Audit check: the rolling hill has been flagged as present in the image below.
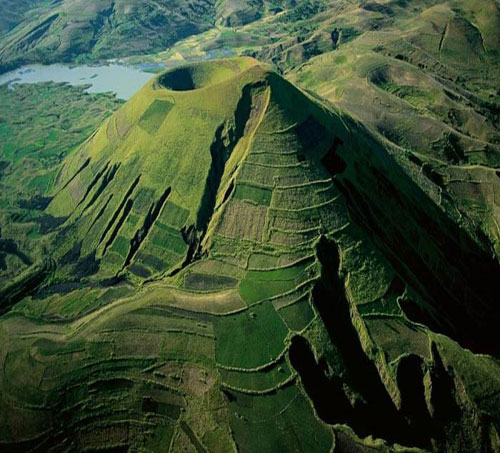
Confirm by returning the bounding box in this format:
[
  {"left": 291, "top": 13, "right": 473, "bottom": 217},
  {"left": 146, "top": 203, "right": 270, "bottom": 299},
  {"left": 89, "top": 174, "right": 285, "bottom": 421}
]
[
  {"left": 0, "top": 0, "right": 41, "bottom": 37},
  {"left": 0, "top": 0, "right": 216, "bottom": 71},
  {"left": 0, "top": 0, "right": 299, "bottom": 71},
  {"left": 0, "top": 57, "right": 498, "bottom": 452}
]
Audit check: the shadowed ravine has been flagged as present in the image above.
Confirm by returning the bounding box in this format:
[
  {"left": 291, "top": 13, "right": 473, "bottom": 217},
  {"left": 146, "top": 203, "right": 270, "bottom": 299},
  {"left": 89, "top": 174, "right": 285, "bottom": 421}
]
[{"left": 290, "top": 236, "right": 427, "bottom": 447}]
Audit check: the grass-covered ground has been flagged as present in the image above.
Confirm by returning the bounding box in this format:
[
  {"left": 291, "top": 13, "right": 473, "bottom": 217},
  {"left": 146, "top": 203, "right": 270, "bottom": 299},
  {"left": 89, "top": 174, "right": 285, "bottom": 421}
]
[
  {"left": 0, "top": 57, "right": 498, "bottom": 451},
  {"left": 0, "top": 1, "right": 499, "bottom": 450},
  {"left": 0, "top": 0, "right": 216, "bottom": 71},
  {"left": 0, "top": 82, "right": 122, "bottom": 287}
]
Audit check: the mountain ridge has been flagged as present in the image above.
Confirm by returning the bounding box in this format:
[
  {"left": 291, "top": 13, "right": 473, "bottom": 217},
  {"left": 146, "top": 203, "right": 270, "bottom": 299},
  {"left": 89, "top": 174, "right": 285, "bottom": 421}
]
[{"left": 0, "top": 57, "right": 498, "bottom": 451}]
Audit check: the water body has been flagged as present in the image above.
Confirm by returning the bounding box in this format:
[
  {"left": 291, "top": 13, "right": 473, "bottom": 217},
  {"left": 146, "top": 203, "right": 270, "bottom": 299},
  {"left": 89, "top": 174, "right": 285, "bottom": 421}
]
[{"left": 0, "top": 64, "right": 157, "bottom": 100}]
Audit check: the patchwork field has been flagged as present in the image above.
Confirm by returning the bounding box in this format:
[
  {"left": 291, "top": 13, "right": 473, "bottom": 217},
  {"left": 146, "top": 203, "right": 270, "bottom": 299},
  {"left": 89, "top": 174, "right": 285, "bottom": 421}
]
[{"left": 1, "top": 0, "right": 500, "bottom": 446}]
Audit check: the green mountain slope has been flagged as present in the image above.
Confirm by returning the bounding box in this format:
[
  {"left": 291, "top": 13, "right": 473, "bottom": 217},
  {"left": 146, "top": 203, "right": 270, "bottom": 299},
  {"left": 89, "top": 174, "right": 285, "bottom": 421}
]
[
  {"left": 0, "top": 0, "right": 216, "bottom": 70},
  {"left": 289, "top": 0, "right": 500, "bottom": 260},
  {"left": 0, "top": 0, "right": 299, "bottom": 71},
  {"left": 0, "top": 58, "right": 498, "bottom": 452},
  {"left": 0, "top": 0, "right": 42, "bottom": 37}
]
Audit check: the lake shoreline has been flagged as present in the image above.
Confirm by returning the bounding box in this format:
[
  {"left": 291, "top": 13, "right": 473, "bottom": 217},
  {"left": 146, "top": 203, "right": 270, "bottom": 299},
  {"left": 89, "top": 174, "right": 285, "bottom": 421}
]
[{"left": 0, "top": 63, "right": 159, "bottom": 100}]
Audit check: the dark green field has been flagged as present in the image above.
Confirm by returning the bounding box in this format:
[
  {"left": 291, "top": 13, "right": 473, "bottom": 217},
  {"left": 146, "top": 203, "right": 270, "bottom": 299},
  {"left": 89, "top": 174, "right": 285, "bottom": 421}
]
[{"left": 0, "top": 1, "right": 499, "bottom": 452}]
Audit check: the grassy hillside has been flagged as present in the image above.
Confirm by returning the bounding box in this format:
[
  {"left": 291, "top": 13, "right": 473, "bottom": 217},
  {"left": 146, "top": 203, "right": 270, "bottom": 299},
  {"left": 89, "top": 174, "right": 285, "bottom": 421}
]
[
  {"left": 0, "top": 0, "right": 300, "bottom": 71},
  {"left": 0, "top": 58, "right": 498, "bottom": 452},
  {"left": 288, "top": 0, "right": 500, "bottom": 259},
  {"left": 0, "top": 82, "right": 122, "bottom": 291},
  {"left": 0, "top": 1, "right": 499, "bottom": 451},
  {"left": 0, "top": 0, "right": 43, "bottom": 37},
  {"left": 0, "top": 0, "right": 216, "bottom": 71}
]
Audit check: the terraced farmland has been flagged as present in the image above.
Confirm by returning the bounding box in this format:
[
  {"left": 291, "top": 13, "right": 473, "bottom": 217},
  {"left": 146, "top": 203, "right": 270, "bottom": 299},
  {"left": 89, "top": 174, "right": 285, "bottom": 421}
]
[{"left": 0, "top": 57, "right": 499, "bottom": 452}]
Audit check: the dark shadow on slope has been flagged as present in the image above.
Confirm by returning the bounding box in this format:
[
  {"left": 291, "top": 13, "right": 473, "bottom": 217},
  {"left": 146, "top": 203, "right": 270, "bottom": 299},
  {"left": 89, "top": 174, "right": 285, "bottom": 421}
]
[
  {"left": 123, "top": 187, "right": 171, "bottom": 268},
  {"left": 174, "top": 82, "right": 264, "bottom": 273},
  {"left": 195, "top": 81, "right": 257, "bottom": 233},
  {"left": 0, "top": 238, "right": 32, "bottom": 267},
  {"left": 98, "top": 174, "right": 141, "bottom": 248},
  {"left": 75, "top": 161, "right": 110, "bottom": 210},
  {"left": 397, "top": 354, "right": 434, "bottom": 441},
  {"left": 0, "top": 260, "right": 52, "bottom": 315},
  {"left": 289, "top": 335, "right": 354, "bottom": 423},
  {"left": 18, "top": 195, "right": 52, "bottom": 211},
  {"left": 16, "top": 14, "right": 59, "bottom": 51},
  {"left": 336, "top": 168, "right": 500, "bottom": 357},
  {"left": 296, "top": 236, "right": 423, "bottom": 446},
  {"left": 323, "top": 120, "right": 500, "bottom": 357},
  {"left": 428, "top": 342, "right": 461, "bottom": 426},
  {"left": 103, "top": 199, "right": 133, "bottom": 256},
  {"left": 87, "top": 194, "right": 113, "bottom": 234},
  {"left": 321, "top": 137, "right": 346, "bottom": 175},
  {"left": 73, "top": 250, "right": 100, "bottom": 279},
  {"left": 81, "top": 163, "right": 120, "bottom": 214},
  {"left": 56, "top": 158, "right": 90, "bottom": 193},
  {"left": 195, "top": 124, "right": 232, "bottom": 232}
]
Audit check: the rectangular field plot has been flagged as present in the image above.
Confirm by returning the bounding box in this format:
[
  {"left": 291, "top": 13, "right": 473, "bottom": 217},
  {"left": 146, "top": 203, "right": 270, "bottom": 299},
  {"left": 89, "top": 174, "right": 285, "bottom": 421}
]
[
  {"left": 239, "top": 259, "right": 314, "bottom": 304},
  {"left": 138, "top": 99, "right": 174, "bottom": 135},
  {"left": 150, "top": 225, "right": 187, "bottom": 255},
  {"left": 110, "top": 235, "right": 130, "bottom": 258},
  {"left": 184, "top": 272, "right": 238, "bottom": 291},
  {"left": 213, "top": 302, "right": 288, "bottom": 369},
  {"left": 271, "top": 184, "right": 338, "bottom": 210},
  {"left": 114, "top": 210, "right": 142, "bottom": 237},
  {"left": 186, "top": 259, "right": 245, "bottom": 279},
  {"left": 269, "top": 228, "right": 320, "bottom": 247},
  {"left": 233, "top": 183, "right": 272, "bottom": 206},
  {"left": 158, "top": 200, "right": 190, "bottom": 229},
  {"left": 277, "top": 296, "right": 315, "bottom": 332},
  {"left": 134, "top": 251, "right": 168, "bottom": 273},
  {"left": 128, "top": 262, "right": 152, "bottom": 278},
  {"left": 217, "top": 200, "right": 267, "bottom": 242},
  {"left": 133, "top": 187, "right": 156, "bottom": 214}
]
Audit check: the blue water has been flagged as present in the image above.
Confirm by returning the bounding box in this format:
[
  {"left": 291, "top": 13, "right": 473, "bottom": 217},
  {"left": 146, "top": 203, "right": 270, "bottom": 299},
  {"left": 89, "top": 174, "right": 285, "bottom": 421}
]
[{"left": 0, "top": 64, "right": 156, "bottom": 99}]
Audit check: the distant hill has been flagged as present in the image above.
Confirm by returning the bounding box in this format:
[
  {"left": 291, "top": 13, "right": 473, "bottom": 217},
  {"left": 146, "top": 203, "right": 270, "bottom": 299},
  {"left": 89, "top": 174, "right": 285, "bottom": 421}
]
[
  {"left": 0, "top": 57, "right": 498, "bottom": 452},
  {"left": 0, "top": 0, "right": 215, "bottom": 70},
  {"left": 0, "top": 0, "right": 298, "bottom": 71},
  {"left": 0, "top": 0, "right": 41, "bottom": 37}
]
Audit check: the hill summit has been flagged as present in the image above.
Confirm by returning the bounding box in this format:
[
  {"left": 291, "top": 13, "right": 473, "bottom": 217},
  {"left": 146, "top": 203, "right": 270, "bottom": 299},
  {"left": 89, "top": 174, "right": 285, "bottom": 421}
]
[
  {"left": 1, "top": 58, "right": 499, "bottom": 452},
  {"left": 47, "top": 57, "right": 355, "bottom": 282}
]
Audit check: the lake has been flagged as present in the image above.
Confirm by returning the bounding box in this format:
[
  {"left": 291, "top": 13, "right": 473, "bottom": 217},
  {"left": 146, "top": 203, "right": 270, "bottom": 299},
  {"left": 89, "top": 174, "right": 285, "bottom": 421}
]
[{"left": 0, "top": 63, "right": 159, "bottom": 100}]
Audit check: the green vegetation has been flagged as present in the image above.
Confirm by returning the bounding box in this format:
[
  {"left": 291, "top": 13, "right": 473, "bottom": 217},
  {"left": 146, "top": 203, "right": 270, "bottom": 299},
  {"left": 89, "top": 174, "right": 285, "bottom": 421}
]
[
  {"left": 0, "top": 0, "right": 216, "bottom": 71},
  {"left": 239, "top": 259, "right": 315, "bottom": 304},
  {"left": 0, "top": 0, "right": 41, "bottom": 37},
  {"left": 219, "top": 356, "right": 293, "bottom": 392},
  {"left": 214, "top": 301, "right": 289, "bottom": 369},
  {"left": 277, "top": 295, "right": 315, "bottom": 332},
  {"left": 226, "top": 384, "right": 334, "bottom": 452},
  {"left": 0, "top": 82, "right": 122, "bottom": 284},
  {"left": 0, "top": 1, "right": 499, "bottom": 444},
  {"left": 233, "top": 182, "right": 272, "bottom": 206}
]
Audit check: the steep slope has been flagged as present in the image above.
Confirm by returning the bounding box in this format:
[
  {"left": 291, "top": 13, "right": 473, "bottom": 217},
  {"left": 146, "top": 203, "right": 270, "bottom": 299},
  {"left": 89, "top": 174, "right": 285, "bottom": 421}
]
[
  {"left": 289, "top": 0, "right": 500, "bottom": 259},
  {"left": 0, "top": 0, "right": 41, "bottom": 37},
  {"left": 0, "top": 0, "right": 300, "bottom": 71},
  {"left": 0, "top": 58, "right": 499, "bottom": 452},
  {"left": 215, "top": 0, "right": 297, "bottom": 27},
  {"left": 0, "top": 0, "right": 216, "bottom": 71}
]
